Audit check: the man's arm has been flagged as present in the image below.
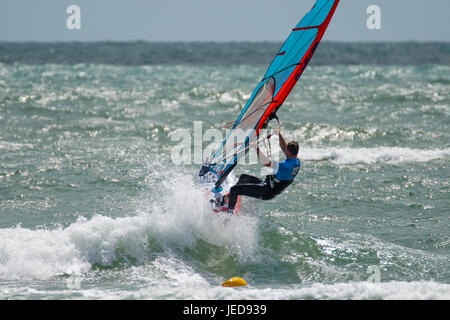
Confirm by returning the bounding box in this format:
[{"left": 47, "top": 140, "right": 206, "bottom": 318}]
[
  {"left": 251, "top": 142, "right": 272, "bottom": 168},
  {"left": 274, "top": 128, "right": 289, "bottom": 157}
]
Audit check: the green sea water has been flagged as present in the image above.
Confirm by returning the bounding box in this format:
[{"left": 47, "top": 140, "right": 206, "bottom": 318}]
[{"left": 0, "top": 55, "right": 449, "bottom": 299}]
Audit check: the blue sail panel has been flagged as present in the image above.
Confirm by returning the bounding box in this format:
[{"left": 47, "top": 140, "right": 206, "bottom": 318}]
[
  {"left": 263, "top": 0, "right": 337, "bottom": 95},
  {"left": 264, "top": 28, "right": 317, "bottom": 83}
]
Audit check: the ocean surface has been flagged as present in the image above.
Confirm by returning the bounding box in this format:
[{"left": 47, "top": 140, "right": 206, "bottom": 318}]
[{"left": 0, "top": 42, "right": 449, "bottom": 300}]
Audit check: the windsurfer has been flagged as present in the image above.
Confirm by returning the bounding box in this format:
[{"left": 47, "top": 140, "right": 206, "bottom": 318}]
[{"left": 217, "top": 128, "right": 301, "bottom": 214}]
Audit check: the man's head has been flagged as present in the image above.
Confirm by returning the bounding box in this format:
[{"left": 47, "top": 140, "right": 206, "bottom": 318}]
[{"left": 286, "top": 141, "right": 299, "bottom": 157}]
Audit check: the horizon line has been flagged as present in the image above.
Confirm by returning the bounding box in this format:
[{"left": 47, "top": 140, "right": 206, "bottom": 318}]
[{"left": 1, "top": 40, "right": 449, "bottom": 44}]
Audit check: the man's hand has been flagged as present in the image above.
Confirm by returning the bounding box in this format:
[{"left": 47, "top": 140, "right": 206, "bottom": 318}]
[{"left": 276, "top": 128, "right": 289, "bottom": 157}]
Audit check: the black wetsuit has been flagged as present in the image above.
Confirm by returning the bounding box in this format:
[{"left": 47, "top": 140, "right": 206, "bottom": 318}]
[{"left": 228, "top": 158, "right": 301, "bottom": 211}]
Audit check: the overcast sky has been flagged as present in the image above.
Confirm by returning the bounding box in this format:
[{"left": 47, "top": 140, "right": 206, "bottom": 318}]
[{"left": 1, "top": 0, "right": 449, "bottom": 42}]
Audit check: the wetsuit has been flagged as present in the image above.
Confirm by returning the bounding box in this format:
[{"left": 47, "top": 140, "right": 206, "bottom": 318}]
[{"left": 228, "top": 157, "right": 301, "bottom": 211}]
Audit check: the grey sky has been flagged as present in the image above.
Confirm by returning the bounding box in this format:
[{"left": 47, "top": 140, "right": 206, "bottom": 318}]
[{"left": 1, "top": 0, "right": 449, "bottom": 42}]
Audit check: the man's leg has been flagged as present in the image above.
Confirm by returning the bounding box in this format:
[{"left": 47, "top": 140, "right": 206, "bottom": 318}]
[
  {"left": 228, "top": 182, "right": 270, "bottom": 211},
  {"left": 224, "top": 174, "right": 263, "bottom": 209},
  {"left": 236, "top": 174, "right": 263, "bottom": 185}
]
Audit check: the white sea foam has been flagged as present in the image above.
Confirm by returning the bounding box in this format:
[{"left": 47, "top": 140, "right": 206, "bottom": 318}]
[
  {"left": 2, "top": 277, "right": 449, "bottom": 300},
  {"left": 12, "top": 280, "right": 447, "bottom": 300},
  {"left": 0, "top": 141, "right": 34, "bottom": 151},
  {"left": 0, "top": 173, "right": 259, "bottom": 281},
  {"left": 300, "top": 146, "right": 450, "bottom": 165},
  {"left": 209, "top": 281, "right": 450, "bottom": 300},
  {"left": 0, "top": 226, "right": 90, "bottom": 280}
]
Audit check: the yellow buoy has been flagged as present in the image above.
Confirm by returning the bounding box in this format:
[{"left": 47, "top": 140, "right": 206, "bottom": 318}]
[{"left": 222, "top": 277, "right": 247, "bottom": 287}]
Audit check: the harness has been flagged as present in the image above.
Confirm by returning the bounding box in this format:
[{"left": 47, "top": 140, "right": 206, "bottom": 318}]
[{"left": 267, "top": 174, "right": 292, "bottom": 191}]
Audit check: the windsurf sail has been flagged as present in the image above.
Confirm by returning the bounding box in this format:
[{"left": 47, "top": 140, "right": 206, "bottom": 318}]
[{"left": 202, "top": 0, "right": 340, "bottom": 191}]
